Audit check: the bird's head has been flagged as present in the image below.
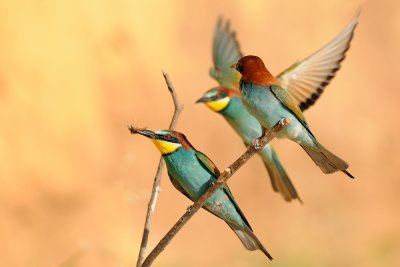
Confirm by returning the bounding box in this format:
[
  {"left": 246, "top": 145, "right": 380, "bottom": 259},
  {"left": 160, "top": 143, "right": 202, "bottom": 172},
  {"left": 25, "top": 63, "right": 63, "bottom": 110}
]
[
  {"left": 232, "top": 55, "right": 278, "bottom": 85},
  {"left": 195, "top": 87, "right": 240, "bottom": 112},
  {"left": 129, "top": 127, "right": 193, "bottom": 155}
]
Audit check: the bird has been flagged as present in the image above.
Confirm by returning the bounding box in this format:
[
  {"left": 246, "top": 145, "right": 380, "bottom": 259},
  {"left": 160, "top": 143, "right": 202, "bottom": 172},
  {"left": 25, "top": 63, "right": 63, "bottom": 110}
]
[
  {"left": 130, "top": 127, "right": 273, "bottom": 260},
  {"left": 234, "top": 55, "right": 354, "bottom": 178},
  {"left": 197, "top": 15, "right": 358, "bottom": 201},
  {"left": 196, "top": 88, "right": 300, "bottom": 202}
]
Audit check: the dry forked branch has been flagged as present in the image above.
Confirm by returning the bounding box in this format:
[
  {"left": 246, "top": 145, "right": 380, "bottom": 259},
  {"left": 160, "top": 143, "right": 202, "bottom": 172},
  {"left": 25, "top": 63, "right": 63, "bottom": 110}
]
[
  {"left": 141, "top": 117, "right": 292, "bottom": 267},
  {"left": 136, "top": 71, "right": 183, "bottom": 267}
]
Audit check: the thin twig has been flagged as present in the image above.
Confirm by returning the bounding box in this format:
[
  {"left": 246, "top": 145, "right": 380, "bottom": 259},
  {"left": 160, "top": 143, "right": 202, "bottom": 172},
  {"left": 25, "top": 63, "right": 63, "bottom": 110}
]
[
  {"left": 141, "top": 117, "right": 292, "bottom": 267},
  {"left": 136, "top": 71, "right": 183, "bottom": 267}
]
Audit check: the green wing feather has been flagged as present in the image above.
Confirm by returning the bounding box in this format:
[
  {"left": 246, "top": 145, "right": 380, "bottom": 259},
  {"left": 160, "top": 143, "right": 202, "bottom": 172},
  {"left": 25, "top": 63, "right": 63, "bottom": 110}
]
[
  {"left": 209, "top": 17, "right": 243, "bottom": 90},
  {"left": 194, "top": 150, "right": 221, "bottom": 177},
  {"left": 222, "top": 185, "right": 253, "bottom": 230},
  {"left": 194, "top": 150, "right": 252, "bottom": 229},
  {"left": 276, "top": 13, "right": 359, "bottom": 111},
  {"left": 270, "top": 84, "right": 313, "bottom": 135}
]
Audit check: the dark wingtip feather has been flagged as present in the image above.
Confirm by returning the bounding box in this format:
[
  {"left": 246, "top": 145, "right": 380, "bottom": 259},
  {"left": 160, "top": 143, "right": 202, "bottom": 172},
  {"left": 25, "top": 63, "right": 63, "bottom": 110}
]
[{"left": 299, "top": 15, "right": 359, "bottom": 111}]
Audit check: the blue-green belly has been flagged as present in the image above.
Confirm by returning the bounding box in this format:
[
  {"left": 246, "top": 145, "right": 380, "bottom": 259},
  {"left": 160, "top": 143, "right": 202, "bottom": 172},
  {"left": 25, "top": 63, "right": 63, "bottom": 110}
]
[{"left": 241, "top": 82, "right": 314, "bottom": 146}]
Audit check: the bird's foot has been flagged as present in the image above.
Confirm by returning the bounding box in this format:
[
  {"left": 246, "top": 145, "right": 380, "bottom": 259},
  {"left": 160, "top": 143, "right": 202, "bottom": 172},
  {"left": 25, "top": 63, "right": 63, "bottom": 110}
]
[
  {"left": 209, "top": 181, "right": 215, "bottom": 187},
  {"left": 187, "top": 205, "right": 192, "bottom": 213},
  {"left": 279, "top": 117, "right": 292, "bottom": 127},
  {"left": 252, "top": 138, "right": 261, "bottom": 150}
]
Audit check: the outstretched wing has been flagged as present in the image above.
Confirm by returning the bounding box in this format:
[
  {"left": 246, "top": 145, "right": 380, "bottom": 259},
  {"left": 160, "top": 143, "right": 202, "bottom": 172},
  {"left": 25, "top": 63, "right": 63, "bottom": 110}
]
[
  {"left": 209, "top": 17, "right": 243, "bottom": 90},
  {"left": 276, "top": 13, "right": 359, "bottom": 111}
]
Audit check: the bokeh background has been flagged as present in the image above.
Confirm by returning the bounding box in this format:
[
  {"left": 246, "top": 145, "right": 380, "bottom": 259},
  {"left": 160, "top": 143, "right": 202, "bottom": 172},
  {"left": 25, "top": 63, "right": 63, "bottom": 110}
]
[{"left": 1, "top": 0, "right": 399, "bottom": 266}]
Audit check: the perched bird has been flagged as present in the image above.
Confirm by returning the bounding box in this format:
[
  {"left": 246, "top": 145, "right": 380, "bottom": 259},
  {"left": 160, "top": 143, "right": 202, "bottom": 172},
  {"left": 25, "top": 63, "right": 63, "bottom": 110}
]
[
  {"left": 234, "top": 55, "right": 354, "bottom": 177},
  {"left": 130, "top": 127, "right": 273, "bottom": 260},
  {"left": 197, "top": 15, "right": 358, "bottom": 201}
]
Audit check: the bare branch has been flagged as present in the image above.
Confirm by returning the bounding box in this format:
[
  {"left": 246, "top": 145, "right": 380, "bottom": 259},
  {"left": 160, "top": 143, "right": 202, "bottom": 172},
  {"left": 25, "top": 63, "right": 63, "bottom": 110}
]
[
  {"left": 136, "top": 72, "right": 184, "bottom": 267},
  {"left": 162, "top": 71, "right": 184, "bottom": 130},
  {"left": 141, "top": 117, "right": 292, "bottom": 267}
]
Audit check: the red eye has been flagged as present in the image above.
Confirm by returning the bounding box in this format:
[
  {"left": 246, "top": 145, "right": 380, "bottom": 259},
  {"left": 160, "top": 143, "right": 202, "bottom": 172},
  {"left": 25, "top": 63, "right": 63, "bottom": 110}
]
[{"left": 165, "top": 134, "right": 171, "bottom": 139}]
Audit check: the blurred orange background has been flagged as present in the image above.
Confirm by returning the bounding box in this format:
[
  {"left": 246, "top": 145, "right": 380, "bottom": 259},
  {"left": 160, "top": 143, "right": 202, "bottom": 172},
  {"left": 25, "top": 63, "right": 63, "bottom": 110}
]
[{"left": 1, "top": 0, "right": 399, "bottom": 266}]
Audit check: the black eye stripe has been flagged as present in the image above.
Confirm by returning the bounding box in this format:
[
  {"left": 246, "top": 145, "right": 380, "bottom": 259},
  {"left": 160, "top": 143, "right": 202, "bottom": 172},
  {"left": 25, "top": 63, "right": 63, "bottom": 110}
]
[
  {"left": 158, "top": 134, "right": 179, "bottom": 143},
  {"left": 210, "top": 92, "right": 228, "bottom": 101}
]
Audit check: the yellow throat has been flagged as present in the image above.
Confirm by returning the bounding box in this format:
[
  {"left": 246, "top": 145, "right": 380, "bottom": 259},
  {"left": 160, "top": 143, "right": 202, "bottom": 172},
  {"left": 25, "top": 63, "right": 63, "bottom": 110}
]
[
  {"left": 205, "top": 97, "right": 230, "bottom": 112},
  {"left": 151, "top": 139, "right": 181, "bottom": 154}
]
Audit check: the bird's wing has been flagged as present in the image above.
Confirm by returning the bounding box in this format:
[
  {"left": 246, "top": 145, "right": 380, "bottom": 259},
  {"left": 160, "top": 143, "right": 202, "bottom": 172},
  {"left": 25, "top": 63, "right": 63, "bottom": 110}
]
[
  {"left": 276, "top": 13, "right": 359, "bottom": 111},
  {"left": 270, "top": 84, "right": 312, "bottom": 135},
  {"left": 194, "top": 150, "right": 221, "bottom": 177},
  {"left": 209, "top": 17, "right": 243, "bottom": 90},
  {"left": 222, "top": 184, "right": 253, "bottom": 230},
  {"left": 194, "top": 150, "right": 252, "bottom": 229},
  {"left": 168, "top": 173, "right": 193, "bottom": 200}
]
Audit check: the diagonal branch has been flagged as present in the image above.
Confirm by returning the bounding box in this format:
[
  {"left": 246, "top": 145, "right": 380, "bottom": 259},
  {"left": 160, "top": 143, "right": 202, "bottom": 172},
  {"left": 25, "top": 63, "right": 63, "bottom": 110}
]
[
  {"left": 136, "top": 71, "right": 183, "bottom": 267},
  {"left": 141, "top": 117, "right": 292, "bottom": 267}
]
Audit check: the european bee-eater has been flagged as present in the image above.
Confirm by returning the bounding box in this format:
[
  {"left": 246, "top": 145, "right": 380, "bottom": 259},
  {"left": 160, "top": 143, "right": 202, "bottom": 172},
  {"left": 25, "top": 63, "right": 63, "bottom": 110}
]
[
  {"left": 197, "top": 15, "right": 358, "bottom": 201},
  {"left": 131, "top": 128, "right": 272, "bottom": 260},
  {"left": 197, "top": 88, "right": 300, "bottom": 202},
  {"left": 234, "top": 55, "right": 354, "bottom": 177}
]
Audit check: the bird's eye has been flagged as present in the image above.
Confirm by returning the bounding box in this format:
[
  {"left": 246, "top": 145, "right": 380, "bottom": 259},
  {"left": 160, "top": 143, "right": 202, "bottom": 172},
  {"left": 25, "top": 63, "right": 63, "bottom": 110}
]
[
  {"left": 164, "top": 134, "right": 171, "bottom": 140},
  {"left": 211, "top": 93, "right": 227, "bottom": 101}
]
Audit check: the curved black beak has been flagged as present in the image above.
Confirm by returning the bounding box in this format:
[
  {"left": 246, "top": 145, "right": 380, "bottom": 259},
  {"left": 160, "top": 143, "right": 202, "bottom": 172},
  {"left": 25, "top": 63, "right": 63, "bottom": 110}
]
[
  {"left": 129, "top": 126, "right": 158, "bottom": 140},
  {"left": 139, "top": 129, "right": 158, "bottom": 139},
  {"left": 195, "top": 96, "right": 211, "bottom": 104}
]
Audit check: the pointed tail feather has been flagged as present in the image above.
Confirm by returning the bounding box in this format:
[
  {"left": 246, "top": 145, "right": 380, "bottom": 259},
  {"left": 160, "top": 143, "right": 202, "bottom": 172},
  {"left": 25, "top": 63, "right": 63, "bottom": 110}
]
[
  {"left": 343, "top": 169, "right": 354, "bottom": 178},
  {"left": 228, "top": 224, "right": 273, "bottom": 260},
  {"left": 300, "top": 139, "right": 354, "bottom": 178},
  {"left": 259, "top": 146, "right": 302, "bottom": 203}
]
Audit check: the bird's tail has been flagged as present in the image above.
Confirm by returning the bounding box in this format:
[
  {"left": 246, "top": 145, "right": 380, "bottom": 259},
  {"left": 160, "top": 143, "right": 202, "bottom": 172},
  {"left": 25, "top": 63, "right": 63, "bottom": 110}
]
[
  {"left": 259, "top": 145, "right": 302, "bottom": 203},
  {"left": 228, "top": 223, "right": 273, "bottom": 260},
  {"left": 300, "top": 138, "right": 354, "bottom": 178}
]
